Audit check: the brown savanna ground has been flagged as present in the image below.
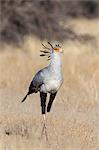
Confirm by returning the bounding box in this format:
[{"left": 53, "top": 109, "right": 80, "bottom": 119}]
[{"left": 0, "top": 19, "right": 99, "bottom": 150}]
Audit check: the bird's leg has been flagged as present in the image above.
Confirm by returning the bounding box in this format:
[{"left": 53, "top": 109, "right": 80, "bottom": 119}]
[
  {"left": 41, "top": 114, "right": 46, "bottom": 135},
  {"left": 41, "top": 114, "right": 48, "bottom": 141},
  {"left": 40, "top": 92, "right": 48, "bottom": 141}
]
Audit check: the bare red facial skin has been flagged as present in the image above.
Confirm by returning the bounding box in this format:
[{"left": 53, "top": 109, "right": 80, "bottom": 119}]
[{"left": 54, "top": 47, "right": 60, "bottom": 52}]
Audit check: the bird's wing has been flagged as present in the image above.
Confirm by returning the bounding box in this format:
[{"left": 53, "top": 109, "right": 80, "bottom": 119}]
[{"left": 32, "top": 69, "right": 44, "bottom": 88}]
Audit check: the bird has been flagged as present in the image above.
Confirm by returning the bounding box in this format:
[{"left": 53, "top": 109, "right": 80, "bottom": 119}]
[{"left": 21, "top": 42, "right": 63, "bottom": 140}]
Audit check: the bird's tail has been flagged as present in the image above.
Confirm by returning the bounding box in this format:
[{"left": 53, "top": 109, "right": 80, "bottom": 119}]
[
  {"left": 21, "top": 84, "right": 37, "bottom": 103},
  {"left": 21, "top": 94, "right": 28, "bottom": 103}
]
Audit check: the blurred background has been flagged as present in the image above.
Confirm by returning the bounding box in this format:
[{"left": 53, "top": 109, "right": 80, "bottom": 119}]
[
  {"left": 0, "top": 0, "right": 99, "bottom": 43},
  {"left": 0, "top": 0, "right": 99, "bottom": 150}
]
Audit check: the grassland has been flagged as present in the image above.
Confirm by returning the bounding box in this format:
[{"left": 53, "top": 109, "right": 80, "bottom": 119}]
[{"left": 0, "top": 18, "right": 99, "bottom": 150}]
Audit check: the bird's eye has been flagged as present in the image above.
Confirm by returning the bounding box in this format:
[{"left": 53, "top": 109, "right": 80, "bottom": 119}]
[
  {"left": 58, "top": 44, "right": 59, "bottom": 46},
  {"left": 56, "top": 44, "right": 57, "bottom": 47}
]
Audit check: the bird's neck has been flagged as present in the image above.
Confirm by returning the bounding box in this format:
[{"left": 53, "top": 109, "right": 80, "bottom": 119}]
[{"left": 49, "top": 52, "right": 62, "bottom": 73}]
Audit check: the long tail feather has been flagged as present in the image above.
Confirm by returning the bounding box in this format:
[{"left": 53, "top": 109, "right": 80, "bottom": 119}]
[{"left": 21, "top": 94, "right": 28, "bottom": 103}]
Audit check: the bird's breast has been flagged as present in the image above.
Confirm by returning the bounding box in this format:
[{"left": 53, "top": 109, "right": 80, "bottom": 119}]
[{"left": 45, "top": 77, "right": 63, "bottom": 93}]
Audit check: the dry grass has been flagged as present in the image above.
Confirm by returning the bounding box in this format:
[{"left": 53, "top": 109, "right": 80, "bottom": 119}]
[{"left": 0, "top": 19, "right": 99, "bottom": 150}]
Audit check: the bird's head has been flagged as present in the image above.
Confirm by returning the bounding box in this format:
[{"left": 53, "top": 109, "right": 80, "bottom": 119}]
[
  {"left": 40, "top": 42, "right": 63, "bottom": 60},
  {"left": 47, "top": 42, "right": 63, "bottom": 54},
  {"left": 53, "top": 44, "right": 63, "bottom": 53}
]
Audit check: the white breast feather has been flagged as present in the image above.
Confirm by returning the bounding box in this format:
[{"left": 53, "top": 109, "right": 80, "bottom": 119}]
[{"left": 40, "top": 52, "right": 63, "bottom": 93}]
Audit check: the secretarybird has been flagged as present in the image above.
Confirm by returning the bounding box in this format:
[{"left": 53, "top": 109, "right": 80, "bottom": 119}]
[{"left": 21, "top": 42, "right": 63, "bottom": 140}]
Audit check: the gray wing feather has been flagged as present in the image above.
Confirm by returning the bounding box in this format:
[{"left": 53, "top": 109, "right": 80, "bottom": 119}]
[{"left": 32, "top": 70, "right": 44, "bottom": 87}]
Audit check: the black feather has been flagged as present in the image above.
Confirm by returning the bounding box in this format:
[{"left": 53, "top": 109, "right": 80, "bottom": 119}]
[
  {"left": 40, "top": 54, "right": 46, "bottom": 56},
  {"left": 48, "top": 42, "right": 54, "bottom": 49},
  {"left": 21, "top": 94, "right": 28, "bottom": 103},
  {"left": 42, "top": 43, "right": 50, "bottom": 50},
  {"left": 47, "top": 58, "right": 51, "bottom": 61},
  {"left": 40, "top": 50, "right": 50, "bottom": 53}
]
